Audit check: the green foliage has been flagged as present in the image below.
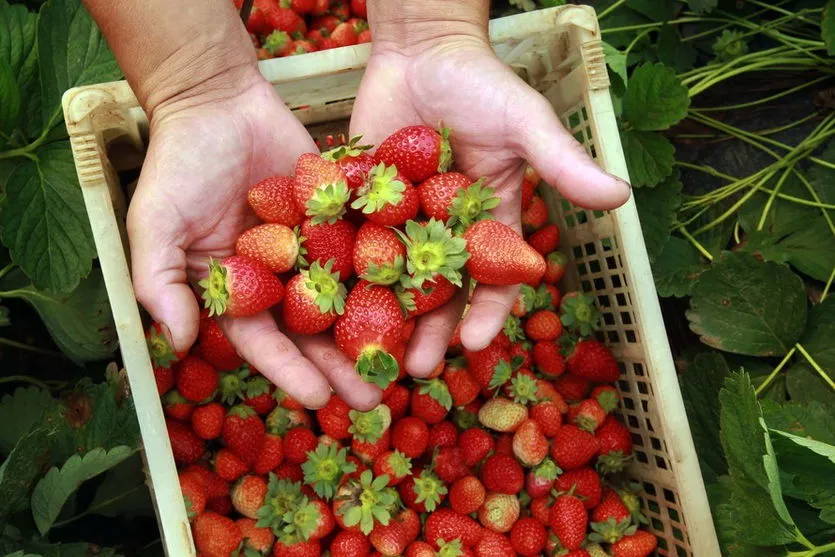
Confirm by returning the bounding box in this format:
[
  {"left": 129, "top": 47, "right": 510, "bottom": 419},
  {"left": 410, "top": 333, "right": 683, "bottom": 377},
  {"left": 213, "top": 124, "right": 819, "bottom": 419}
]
[
  {"left": 619, "top": 129, "right": 675, "bottom": 187},
  {"left": 633, "top": 174, "right": 682, "bottom": 261},
  {"left": 623, "top": 63, "right": 690, "bottom": 131}
]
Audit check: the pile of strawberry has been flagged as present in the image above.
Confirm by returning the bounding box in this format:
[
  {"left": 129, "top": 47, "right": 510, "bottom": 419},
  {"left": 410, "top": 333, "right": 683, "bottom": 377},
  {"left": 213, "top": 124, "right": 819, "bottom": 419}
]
[
  {"left": 233, "top": 0, "right": 370, "bottom": 59},
  {"left": 145, "top": 125, "right": 659, "bottom": 557}
]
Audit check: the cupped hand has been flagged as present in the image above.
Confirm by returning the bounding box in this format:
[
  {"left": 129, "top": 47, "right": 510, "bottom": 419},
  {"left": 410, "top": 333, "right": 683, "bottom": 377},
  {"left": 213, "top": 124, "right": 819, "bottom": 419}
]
[
  {"left": 350, "top": 35, "right": 631, "bottom": 377},
  {"left": 128, "top": 64, "right": 381, "bottom": 410}
]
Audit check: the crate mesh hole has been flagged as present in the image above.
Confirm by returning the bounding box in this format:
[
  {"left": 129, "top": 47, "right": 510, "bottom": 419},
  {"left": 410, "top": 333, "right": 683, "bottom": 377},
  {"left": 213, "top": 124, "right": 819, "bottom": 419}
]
[{"left": 626, "top": 329, "right": 638, "bottom": 343}]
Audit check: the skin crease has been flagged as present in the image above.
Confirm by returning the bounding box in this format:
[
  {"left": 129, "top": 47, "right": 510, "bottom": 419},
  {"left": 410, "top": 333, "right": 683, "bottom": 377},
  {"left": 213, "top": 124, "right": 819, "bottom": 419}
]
[{"left": 86, "top": 0, "right": 630, "bottom": 411}]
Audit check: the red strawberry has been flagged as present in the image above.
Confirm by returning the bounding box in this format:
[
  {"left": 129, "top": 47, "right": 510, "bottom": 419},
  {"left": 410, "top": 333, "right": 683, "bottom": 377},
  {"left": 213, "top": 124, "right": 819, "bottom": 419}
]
[
  {"left": 352, "top": 426, "right": 391, "bottom": 464},
  {"left": 510, "top": 517, "right": 547, "bottom": 556},
  {"left": 265, "top": 6, "right": 306, "bottom": 34},
  {"left": 521, "top": 166, "right": 538, "bottom": 209},
  {"left": 163, "top": 391, "right": 194, "bottom": 421},
  {"left": 474, "top": 530, "right": 515, "bottom": 556},
  {"left": 396, "top": 276, "right": 456, "bottom": 318},
  {"left": 293, "top": 153, "right": 351, "bottom": 222},
  {"left": 236, "top": 223, "right": 299, "bottom": 274},
  {"left": 280, "top": 0, "right": 315, "bottom": 13},
  {"left": 197, "top": 312, "right": 243, "bottom": 371},
  {"left": 254, "top": 433, "right": 284, "bottom": 475},
  {"left": 248, "top": 175, "right": 304, "bottom": 226},
  {"left": 316, "top": 394, "right": 352, "bottom": 440},
  {"left": 192, "top": 512, "right": 243, "bottom": 557},
  {"left": 167, "top": 419, "right": 204, "bottom": 466},
  {"left": 405, "top": 541, "right": 436, "bottom": 557},
  {"left": 444, "top": 363, "right": 481, "bottom": 407},
  {"left": 299, "top": 217, "right": 356, "bottom": 282},
  {"left": 424, "top": 508, "right": 483, "bottom": 549},
  {"left": 525, "top": 458, "right": 560, "bottom": 498},
  {"left": 310, "top": 13, "right": 339, "bottom": 32},
  {"left": 450, "top": 475, "right": 486, "bottom": 515},
  {"left": 596, "top": 415, "right": 634, "bottom": 473},
  {"left": 465, "top": 343, "right": 511, "bottom": 388},
  {"left": 179, "top": 471, "right": 207, "bottom": 518},
  {"left": 525, "top": 310, "right": 562, "bottom": 341},
  {"left": 200, "top": 255, "right": 284, "bottom": 318},
  {"left": 611, "top": 531, "right": 658, "bottom": 557},
  {"left": 397, "top": 218, "right": 469, "bottom": 290},
  {"left": 282, "top": 259, "right": 347, "bottom": 334},
  {"left": 369, "top": 508, "right": 421, "bottom": 555},
  {"left": 272, "top": 538, "right": 320, "bottom": 557},
  {"left": 383, "top": 383, "right": 410, "bottom": 421},
  {"left": 569, "top": 398, "right": 607, "bottom": 433},
  {"left": 522, "top": 195, "right": 548, "bottom": 231},
  {"left": 428, "top": 420, "right": 458, "bottom": 450},
  {"left": 214, "top": 448, "right": 249, "bottom": 482},
  {"left": 284, "top": 426, "right": 318, "bottom": 463},
  {"left": 480, "top": 454, "right": 524, "bottom": 495},
  {"left": 549, "top": 494, "right": 588, "bottom": 550},
  {"left": 531, "top": 401, "right": 564, "bottom": 437},
  {"left": 478, "top": 492, "right": 520, "bottom": 533},
  {"left": 358, "top": 28, "right": 372, "bottom": 43},
  {"left": 352, "top": 163, "right": 419, "bottom": 227},
  {"left": 181, "top": 464, "right": 229, "bottom": 500},
  {"left": 532, "top": 341, "right": 564, "bottom": 378},
  {"left": 391, "top": 416, "right": 429, "bottom": 458},
  {"left": 330, "top": 21, "right": 358, "bottom": 46},
  {"left": 543, "top": 251, "right": 567, "bottom": 284},
  {"left": 205, "top": 495, "right": 232, "bottom": 516},
  {"left": 372, "top": 450, "right": 413, "bottom": 486},
  {"left": 399, "top": 468, "right": 447, "bottom": 513},
  {"left": 551, "top": 425, "right": 600, "bottom": 471},
  {"left": 555, "top": 467, "right": 602, "bottom": 509},
  {"left": 410, "top": 379, "right": 452, "bottom": 424},
  {"left": 334, "top": 281, "right": 405, "bottom": 389},
  {"left": 242, "top": 376, "right": 277, "bottom": 416},
  {"left": 330, "top": 0, "right": 350, "bottom": 20},
  {"left": 191, "top": 402, "right": 225, "bottom": 440},
  {"left": 555, "top": 373, "right": 592, "bottom": 402},
  {"left": 417, "top": 171, "right": 471, "bottom": 222},
  {"left": 330, "top": 530, "right": 371, "bottom": 557},
  {"left": 591, "top": 384, "right": 620, "bottom": 413},
  {"left": 566, "top": 340, "right": 620, "bottom": 382},
  {"left": 231, "top": 474, "right": 267, "bottom": 519},
  {"left": 154, "top": 365, "right": 175, "bottom": 396},
  {"left": 353, "top": 221, "right": 406, "bottom": 285},
  {"left": 222, "top": 405, "right": 266, "bottom": 465},
  {"left": 350, "top": 0, "right": 367, "bottom": 17},
  {"left": 511, "top": 419, "right": 549, "bottom": 466},
  {"left": 322, "top": 136, "right": 375, "bottom": 191},
  {"left": 375, "top": 126, "right": 452, "bottom": 183},
  {"left": 590, "top": 488, "right": 631, "bottom": 535},
  {"left": 237, "top": 518, "right": 274, "bottom": 553},
  {"left": 176, "top": 356, "right": 218, "bottom": 403},
  {"left": 464, "top": 220, "right": 546, "bottom": 285},
  {"left": 434, "top": 446, "right": 469, "bottom": 484},
  {"left": 528, "top": 224, "right": 560, "bottom": 254},
  {"left": 458, "top": 427, "right": 494, "bottom": 466}
]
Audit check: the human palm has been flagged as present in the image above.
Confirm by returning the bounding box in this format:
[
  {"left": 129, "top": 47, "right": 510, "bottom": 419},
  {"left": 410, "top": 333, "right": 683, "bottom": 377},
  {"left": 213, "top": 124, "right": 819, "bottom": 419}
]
[{"left": 351, "top": 41, "right": 630, "bottom": 376}]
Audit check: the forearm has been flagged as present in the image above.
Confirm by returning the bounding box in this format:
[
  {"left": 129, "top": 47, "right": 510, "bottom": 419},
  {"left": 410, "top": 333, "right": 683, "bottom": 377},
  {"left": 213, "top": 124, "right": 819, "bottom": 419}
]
[
  {"left": 367, "top": 0, "right": 490, "bottom": 51},
  {"left": 84, "top": 0, "right": 257, "bottom": 117}
]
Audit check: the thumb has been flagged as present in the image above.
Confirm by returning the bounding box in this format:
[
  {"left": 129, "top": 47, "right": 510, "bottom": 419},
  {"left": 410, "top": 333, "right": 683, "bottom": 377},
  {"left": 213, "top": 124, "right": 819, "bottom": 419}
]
[
  {"left": 127, "top": 197, "right": 200, "bottom": 356},
  {"left": 512, "top": 90, "right": 631, "bottom": 211}
]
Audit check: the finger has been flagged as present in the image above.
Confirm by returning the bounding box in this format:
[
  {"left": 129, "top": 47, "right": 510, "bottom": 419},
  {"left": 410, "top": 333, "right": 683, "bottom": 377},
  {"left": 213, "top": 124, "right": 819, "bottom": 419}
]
[
  {"left": 289, "top": 332, "right": 383, "bottom": 411},
  {"left": 511, "top": 89, "right": 631, "bottom": 211},
  {"left": 128, "top": 199, "right": 200, "bottom": 355},
  {"left": 405, "top": 286, "right": 468, "bottom": 378},
  {"left": 460, "top": 283, "right": 520, "bottom": 352},
  {"left": 220, "top": 313, "right": 331, "bottom": 409}
]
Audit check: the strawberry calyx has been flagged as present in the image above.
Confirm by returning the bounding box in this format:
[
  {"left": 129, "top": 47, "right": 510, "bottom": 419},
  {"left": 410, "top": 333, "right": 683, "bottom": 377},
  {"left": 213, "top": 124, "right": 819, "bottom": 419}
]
[
  {"left": 453, "top": 406, "right": 478, "bottom": 430},
  {"left": 263, "top": 30, "right": 291, "bottom": 56},
  {"left": 437, "top": 538, "right": 466, "bottom": 557},
  {"left": 348, "top": 404, "right": 391, "bottom": 444},
  {"left": 355, "top": 347, "right": 399, "bottom": 389},
  {"left": 255, "top": 474, "right": 305, "bottom": 535},
  {"left": 335, "top": 470, "right": 397, "bottom": 535},
  {"left": 146, "top": 324, "right": 179, "bottom": 368},
  {"left": 533, "top": 457, "right": 561, "bottom": 481},
  {"left": 199, "top": 258, "right": 231, "bottom": 317},
  {"left": 383, "top": 450, "right": 413, "bottom": 480},
  {"left": 488, "top": 359, "right": 514, "bottom": 391},
  {"left": 415, "top": 379, "right": 453, "bottom": 411},
  {"left": 396, "top": 218, "right": 469, "bottom": 289},
  {"left": 362, "top": 255, "right": 405, "bottom": 286},
  {"left": 302, "top": 443, "right": 356, "bottom": 500},
  {"left": 412, "top": 469, "right": 447, "bottom": 511},
  {"left": 596, "top": 450, "right": 634, "bottom": 475},
  {"left": 503, "top": 315, "right": 526, "bottom": 343},
  {"left": 321, "top": 135, "right": 373, "bottom": 161},
  {"left": 616, "top": 484, "right": 649, "bottom": 525},
  {"left": 547, "top": 250, "right": 568, "bottom": 269},
  {"left": 266, "top": 406, "right": 295, "bottom": 436},
  {"left": 219, "top": 367, "right": 251, "bottom": 405},
  {"left": 509, "top": 373, "right": 539, "bottom": 405},
  {"left": 351, "top": 163, "right": 405, "bottom": 213},
  {"left": 560, "top": 292, "right": 602, "bottom": 337},
  {"left": 244, "top": 375, "right": 271, "bottom": 398},
  {"left": 447, "top": 178, "right": 500, "bottom": 232},
  {"left": 304, "top": 259, "right": 347, "bottom": 315},
  {"left": 588, "top": 517, "right": 637, "bottom": 544},
  {"left": 437, "top": 127, "right": 453, "bottom": 174},
  {"left": 279, "top": 497, "right": 320, "bottom": 543},
  {"left": 305, "top": 181, "right": 351, "bottom": 224}
]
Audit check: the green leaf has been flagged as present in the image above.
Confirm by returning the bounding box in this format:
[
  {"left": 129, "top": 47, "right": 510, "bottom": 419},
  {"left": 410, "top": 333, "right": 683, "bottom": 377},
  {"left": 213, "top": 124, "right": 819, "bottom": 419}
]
[
  {"left": 760, "top": 418, "right": 796, "bottom": 527},
  {"left": 823, "top": 0, "right": 835, "bottom": 56},
  {"left": 761, "top": 400, "right": 835, "bottom": 445},
  {"left": 3, "top": 543, "right": 117, "bottom": 557},
  {"left": 651, "top": 236, "right": 708, "bottom": 298},
  {"left": 0, "top": 58, "right": 20, "bottom": 134},
  {"left": 0, "top": 143, "right": 97, "bottom": 294},
  {"left": 770, "top": 430, "right": 835, "bottom": 525},
  {"left": 0, "top": 1, "right": 38, "bottom": 139},
  {"left": 786, "top": 364, "right": 835, "bottom": 407},
  {"left": 31, "top": 446, "right": 135, "bottom": 535},
  {"left": 720, "top": 372, "right": 768, "bottom": 489},
  {"left": 620, "top": 130, "right": 675, "bottom": 187},
  {"left": 772, "top": 429, "right": 835, "bottom": 465},
  {"left": 626, "top": 0, "right": 677, "bottom": 22},
  {"left": 0, "top": 386, "right": 57, "bottom": 455},
  {"left": 602, "top": 42, "right": 627, "bottom": 86},
  {"left": 633, "top": 174, "right": 682, "bottom": 262},
  {"left": 687, "top": 0, "right": 717, "bottom": 13},
  {"left": 0, "top": 427, "right": 54, "bottom": 524},
  {"left": 623, "top": 63, "right": 690, "bottom": 131},
  {"left": 10, "top": 269, "right": 117, "bottom": 362},
  {"left": 687, "top": 252, "right": 807, "bottom": 357},
  {"left": 656, "top": 25, "right": 697, "bottom": 73},
  {"left": 86, "top": 453, "right": 153, "bottom": 518},
  {"left": 680, "top": 352, "right": 730, "bottom": 483},
  {"left": 723, "top": 475, "right": 798, "bottom": 546},
  {"left": 800, "top": 298, "right": 835, "bottom": 377},
  {"left": 37, "top": 0, "right": 121, "bottom": 134}
]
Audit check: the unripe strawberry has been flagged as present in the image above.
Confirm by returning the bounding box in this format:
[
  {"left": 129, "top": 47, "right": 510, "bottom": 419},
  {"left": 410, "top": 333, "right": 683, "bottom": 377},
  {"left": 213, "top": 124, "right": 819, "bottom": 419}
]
[
  {"left": 478, "top": 492, "right": 520, "bottom": 533},
  {"left": 478, "top": 397, "right": 527, "bottom": 432},
  {"left": 512, "top": 419, "right": 549, "bottom": 466}
]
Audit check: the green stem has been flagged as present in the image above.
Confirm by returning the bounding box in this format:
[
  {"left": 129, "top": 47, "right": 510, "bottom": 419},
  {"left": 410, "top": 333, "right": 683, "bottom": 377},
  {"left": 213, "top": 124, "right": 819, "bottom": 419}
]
[
  {"left": 601, "top": 17, "right": 708, "bottom": 35},
  {"left": 743, "top": 0, "right": 822, "bottom": 27},
  {"left": 694, "top": 77, "right": 831, "bottom": 112},
  {"left": 795, "top": 343, "right": 835, "bottom": 392},
  {"left": 680, "top": 0, "right": 795, "bottom": 43},
  {"left": 0, "top": 125, "right": 51, "bottom": 161},
  {"left": 0, "top": 338, "right": 64, "bottom": 357},
  {"left": 793, "top": 170, "right": 835, "bottom": 236},
  {"left": 623, "top": 28, "right": 655, "bottom": 63},
  {"left": 0, "top": 374, "right": 51, "bottom": 390},
  {"left": 52, "top": 485, "right": 146, "bottom": 529},
  {"left": 755, "top": 348, "right": 796, "bottom": 397},
  {"left": 676, "top": 225, "right": 713, "bottom": 261},
  {"left": 787, "top": 539, "right": 835, "bottom": 557},
  {"left": 757, "top": 165, "right": 794, "bottom": 231},
  {"left": 596, "top": 0, "right": 626, "bottom": 20},
  {"left": 0, "top": 263, "right": 14, "bottom": 282},
  {"left": 822, "top": 266, "right": 835, "bottom": 301},
  {"left": 689, "top": 58, "right": 827, "bottom": 97}
]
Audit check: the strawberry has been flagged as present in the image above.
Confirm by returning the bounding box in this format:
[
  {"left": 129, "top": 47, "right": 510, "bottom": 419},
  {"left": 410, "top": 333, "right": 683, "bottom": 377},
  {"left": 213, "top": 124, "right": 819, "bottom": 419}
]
[
  {"left": 293, "top": 153, "right": 351, "bottom": 223},
  {"left": 411, "top": 379, "right": 452, "bottom": 424},
  {"left": 280, "top": 0, "right": 315, "bottom": 13},
  {"left": 560, "top": 292, "right": 603, "bottom": 337},
  {"left": 282, "top": 259, "right": 347, "bottom": 334},
  {"left": 353, "top": 221, "right": 406, "bottom": 285},
  {"left": 566, "top": 339, "right": 620, "bottom": 382},
  {"left": 214, "top": 448, "right": 250, "bottom": 482},
  {"left": 374, "top": 125, "right": 452, "bottom": 183},
  {"left": 464, "top": 220, "right": 546, "bottom": 285},
  {"left": 478, "top": 492, "right": 520, "bottom": 533},
  {"left": 358, "top": 28, "right": 372, "bottom": 43},
  {"left": 522, "top": 195, "right": 548, "bottom": 231},
  {"left": 596, "top": 415, "right": 633, "bottom": 473},
  {"left": 302, "top": 442, "right": 356, "bottom": 499},
  {"left": 179, "top": 471, "right": 207, "bottom": 518},
  {"left": 200, "top": 255, "right": 284, "bottom": 318},
  {"left": 192, "top": 512, "right": 243, "bottom": 557},
  {"left": 322, "top": 136, "right": 375, "bottom": 191},
  {"left": 334, "top": 470, "right": 398, "bottom": 535},
  {"left": 458, "top": 427, "right": 494, "bottom": 466},
  {"left": 543, "top": 251, "right": 568, "bottom": 283},
  {"left": 530, "top": 400, "right": 564, "bottom": 437},
  {"left": 478, "top": 397, "right": 527, "bottom": 433},
  {"left": 330, "top": 21, "right": 358, "bottom": 46},
  {"left": 405, "top": 541, "right": 436, "bottom": 557},
  {"left": 429, "top": 420, "right": 458, "bottom": 449},
  {"left": 555, "top": 373, "right": 592, "bottom": 402},
  {"left": 395, "top": 218, "right": 469, "bottom": 290},
  {"left": 191, "top": 402, "right": 225, "bottom": 440},
  {"left": 569, "top": 398, "right": 607, "bottom": 433},
  {"left": 465, "top": 343, "right": 511, "bottom": 388},
  {"left": 175, "top": 356, "right": 218, "bottom": 403},
  {"left": 521, "top": 166, "right": 538, "bottom": 209},
  {"left": 369, "top": 508, "right": 421, "bottom": 555},
  {"left": 525, "top": 310, "right": 562, "bottom": 341},
  {"left": 528, "top": 224, "right": 560, "bottom": 254},
  {"left": 510, "top": 517, "right": 547, "bottom": 556},
  {"left": 237, "top": 518, "right": 275, "bottom": 553},
  {"left": 511, "top": 418, "right": 549, "bottom": 466},
  {"left": 396, "top": 276, "right": 456, "bottom": 318},
  {"left": 532, "top": 341, "right": 564, "bottom": 378},
  {"left": 299, "top": 217, "right": 356, "bottom": 281},
  {"left": 330, "top": 0, "right": 351, "bottom": 20},
  {"left": 275, "top": 462, "right": 305, "bottom": 482},
  {"left": 197, "top": 312, "right": 243, "bottom": 371},
  {"left": 550, "top": 494, "right": 588, "bottom": 550},
  {"left": 372, "top": 450, "right": 412, "bottom": 486},
  {"left": 284, "top": 425, "right": 318, "bottom": 464},
  {"left": 551, "top": 424, "right": 600, "bottom": 471},
  {"left": 314, "top": 35, "right": 340, "bottom": 50},
  {"left": 163, "top": 390, "right": 194, "bottom": 421},
  {"left": 398, "top": 468, "right": 444, "bottom": 513},
  {"left": 265, "top": 6, "right": 307, "bottom": 35},
  {"left": 417, "top": 171, "right": 472, "bottom": 222},
  {"left": 236, "top": 223, "right": 299, "bottom": 274},
  {"left": 611, "top": 531, "right": 658, "bottom": 557},
  {"left": 334, "top": 281, "right": 405, "bottom": 388},
  {"left": 222, "top": 405, "right": 266, "bottom": 465},
  {"left": 248, "top": 175, "right": 305, "bottom": 227},
  {"left": 272, "top": 538, "right": 320, "bottom": 557},
  {"left": 444, "top": 363, "right": 481, "bottom": 407},
  {"left": 242, "top": 376, "right": 277, "bottom": 416},
  {"left": 506, "top": 371, "right": 539, "bottom": 406},
  {"left": 181, "top": 465, "right": 229, "bottom": 500},
  {"left": 526, "top": 457, "right": 560, "bottom": 498},
  {"left": 263, "top": 30, "right": 294, "bottom": 57},
  {"left": 450, "top": 475, "right": 486, "bottom": 515},
  {"left": 383, "top": 383, "right": 410, "bottom": 421},
  {"left": 480, "top": 453, "right": 524, "bottom": 495},
  {"left": 424, "top": 508, "right": 483, "bottom": 549},
  {"left": 231, "top": 474, "right": 268, "bottom": 519},
  {"left": 350, "top": 0, "right": 367, "bottom": 17},
  {"left": 316, "top": 394, "right": 352, "bottom": 440},
  {"left": 391, "top": 416, "right": 429, "bottom": 458},
  {"left": 310, "top": 13, "right": 339, "bottom": 32},
  {"left": 146, "top": 321, "right": 185, "bottom": 368},
  {"left": 352, "top": 427, "right": 391, "bottom": 464},
  {"left": 592, "top": 488, "right": 631, "bottom": 524},
  {"left": 447, "top": 179, "right": 502, "bottom": 232},
  {"left": 330, "top": 530, "right": 371, "bottom": 557},
  {"left": 434, "top": 446, "right": 469, "bottom": 484},
  {"left": 238, "top": 0, "right": 272, "bottom": 35},
  {"left": 591, "top": 384, "right": 620, "bottom": 413},
  {"left": 205, "top": 495, "right": 232, "bottom": 516},
  {"left": 474, "top": 530, "right": 515, "bottom": 557},
  {"left": 292, "top": 495, "right": 336, "bottom": 542},
  {"left": 555, "top": 467, "right": 602, "bottom": 509},
  {"left": 154, "top": 365, "right": 175, "bottom": 396},
  {"left": 352, "top": 163, "right": 420, "bottom": 227},
  {"left": 254, "top": 433, "right": 285, "bottom": 475},
  {"left": 166, "top": 418, "right": 205, "bottom": 465}
]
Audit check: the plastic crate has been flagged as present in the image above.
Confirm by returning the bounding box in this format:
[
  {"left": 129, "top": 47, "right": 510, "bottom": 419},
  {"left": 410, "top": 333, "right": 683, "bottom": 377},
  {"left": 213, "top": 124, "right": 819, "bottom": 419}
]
[{"left": 62, "top": 5, "right": 720, "bottom": 556}]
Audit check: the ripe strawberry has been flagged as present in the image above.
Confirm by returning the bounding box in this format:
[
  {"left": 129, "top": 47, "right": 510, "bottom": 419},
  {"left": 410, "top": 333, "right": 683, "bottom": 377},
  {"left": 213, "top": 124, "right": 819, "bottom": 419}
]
[
  {"left": 566, "top": 340, "right": 620, "bottom": 382},
  {"left": 175, "top": 356, "right": 218, "bottom": 403},
  {"left": 330, "top": 21, "right": 358, "bottom": 46},
  {"left": 310, "top": 13, "right": 339, "bottom": 32},
  {"left": 353, "top": 221, "right": 406, "bottom": 285},
  {"left": 352, "top": 426, "right": 391, "bottom": 464},
  {"left": 383, "top": 383, "right": 410, "bottom": 421},
  {"left": 424, "top": 508, "right": 483, "bottom": 549},
  {"left": 493, "top": 432, "right": 514, "bottom": 455},
  {"left": 350, "top": 0, "right": 367, "bottom": 17},
  {"left": 310, "top": 0, "right": 329, "bottom": 15},
  {"left": 214, "top": 448, "right": 249, "bottom": 482},
  {"left": 299, "top": 217, "right": 356, "bottom": 281},
  {"left": 282, "top": 259, "right": 347, "bottom": 334},
  {"left": 550, "top": 494, "right": 588, "bottom": 550},
  {"left": 280, "top": 0, "right": 315, "bottom": 12},
  {"left": 237, "top": 518, "right": 275, "bottom": 553},
  {"left": 480, "top": 454, "right": 524, "bottom": 495},
  {"left": 265, "top": 6, "right": 306, "bottom": 35},
  {"left": 181, "top": 465, "right": 229, "bottom": 500},
  {"left": 611, "top": 530, "right": 658, "bottom": 557},
  {"left": 475, "top": 530, "right": 515, "bottom": 557},
  {"left": 231, "top": 475, "right": 267, "bottom": 519},
  {"left": 569, "top": 398, "right": 607, "bottom": 433},
  {"left": 146, "top": 321, "right": 185, "bottom": 368},
  {"left": 375, "top": 125, "right": 452, "bottom": 183},
  {"left": 531, "top": 341, "right": 564, "bottom": 378},
  {"left": 330, "top": 530, "right": 371, "bottom": 557},
  {"left": 396, "top": 276, "right": 456, "bottom": 318},
  {"left": 166, "top": 419, "right": 204, "bottom": 465},
  {"left": 596, "top": 415, "right": 633, "bottom": 473},
  {"left": 465, "top": 343, "right": 511, "bottom": 388},
  {"left": 197, "top": 312, "right": 243, "bottom": 371},
  {"left": 512, "top": 418, "right": 549, "bottom": 466},
  {"left": 510, "top": 517, "right": 547, "bottom": 556},
  {"left": 525, "top": 310, "right": 562, "bottom": 342},
  {"left": 372, "top": 450, "right": 412, "bottom": 486},
  {"left": 293, "top": 153, "right": 351, "bottom": 222},
  {"left": 275, "top": 461, "right": 304, "bottom": 483},
  {"left": 236, "top": 223, "right": 299, "bottom": 274},
  {"left": 458, "top": 427, "right": 494, "bottom": 466},
  {"left": 531, "top": 400, "right": 564, "bottom": 437},
  {"left": 551, "top": 424, "right": 600, "bottom": 471},
  {"left": 521, "top": 166, "right": 538, "bottom": 210},
  {"left": 191, "top": 402, "right": 225, "bottom": 440},
  {"left": 272, "top": 538, "right": 320, "bottom": 557},
  {"left": 242, "top": 376, "right": 277, "bottom": 416},
  {"left": 284, "top": 426, "right": 318, "bottom": 464},
  {"left": 322, "top": 136, "right": 375, "bottom": 191},
  {"left": 522, "top": 195, "right": 548, "bottom": 230},
  {"left": 528, "top": 224, "right": 560, "bottom": 254},
  {"left": 429, "top": 420, "right": 458, "bottom": 450},
  {"left": 369, "top": 508, "right": 421, "bottom": 555},
  {"left": 352, "top": 163, "right": 420, "bottom": 227},
  {"left": 450, "top": 475, "right": 486, "bottom": 515},
  {"left": 555, "top": 373, "right": 592, "bottom": 402},
  {"left": 358, "top": 28, "right": 372, "bottom": 43},
  {"left": 444, "top": 363, "right": 481, "bottom": 407},
  {"left": 591, "top": 384, "right": 620, "bottom": 413},
  {"left": 464, "top": 220, "right": 546, "bottom": 286},
  {"left": 289, "top": 41, "right": 318, "bottom": 57},
  {"left": 505, "top": 370, "right": 539, "bottom": 405},
  {"left": 478, "top": 492, "right": 520, "bottom": 533},
  {"left": 154, "top": 365, "right": 175, "bottom": 396},
  {"left": 163, "top": 390, "right": 194, "bottom": 421},
  {"left": 192, "top": 512, "right": 243, "bottom": 557},
  {"left": 525, "top": 458, "right": 560, "bottom": 498},
  {"left": 399, "top": 468, "right": 447, "bottom": 513},
  {"left": 334, "top": 281, "right": 405, "bottom": 389},
  {"left": 263, "top": 29, "right": 294, "bottom": 56},
  {"left": 411, "top": 379, "right": 452, "bottom": 424},
  {"left": 434, "top": 446, "right": 469, "bottom": 484},
  {"left": 330, "top": 0, "right": 350, "bottom": 20},
  {"left": 205, "top": 495, "right": 232, "bottom": 516},
  {"left": 391, "top": 416, "right": 429, "bottom": 458},
  {"left": 316, "top": 394, "right": 352, "bottom": 440},
  {"left": 478, "top": 397, "right": 527, "bottom": 433},
  {"left": 254, "top": 433, "right": 284, "bottom": 475},
  {"left": 555, "top": 467, "right": 602, "bottom": 509},
  {"left": 179, "top": 472, "right": 207, "bottom": 518},
  {"left": 248, "top": 175, "right": 305, "bottom": 227},
  {"left": 200, "top": 255, "right": 284, "bottom": 318},
  {"left": 543, "top": 251, "right": 568, "bottom": 284},
  {"left": 405, "top": 541, "right": 436, "bottom": 557},
  {"left": 417, "top": 171, "right": 472, "bottom": 222},
  {"left": 222, "top": 405, "right": 266, "bottom": 465}
]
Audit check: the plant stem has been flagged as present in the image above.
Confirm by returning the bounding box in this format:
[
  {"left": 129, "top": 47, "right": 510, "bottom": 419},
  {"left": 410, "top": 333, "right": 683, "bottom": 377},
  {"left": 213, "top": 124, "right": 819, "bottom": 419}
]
[
  {"left": 0, "top": 374, "right": 51, "bottom": 390},
  {"left": 596, "top": 0, "right": 626, "bottom": 20},
  {"left": 694, "top": 77, "right": 831, "bottom": 112},
  {"left": 795, "top": 343, "right": 835, "bottom": 392},
  {"left": 0, "top": 263, "right": 14, "bottom": 282},
  {"left": 757, "top": 165, "right": 794, "bottom": 231},
  {"left": 787, "top": 540, "right": 835, "bottom": 557},
  {"left": 755, "top": 348, "right": 796, "bottom": 396},
  {"left": 743, "top": 0, "right": 821, "bottom": 27},
  {"left": 676, "top": 225, "right": 713, "bottom": 261},
  {"left": 822, "top": 266, "right": 835, "bottom": 301},
  {"left": 51, "top": 484, "right": 146, "bottom": 529}
]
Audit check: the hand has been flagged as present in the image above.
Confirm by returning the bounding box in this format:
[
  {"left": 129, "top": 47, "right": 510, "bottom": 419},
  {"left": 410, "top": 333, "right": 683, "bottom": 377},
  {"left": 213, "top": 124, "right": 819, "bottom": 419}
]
[
  {"left": 351, "top": 7, "right": 632, "bottom": 377},
  {"left": 128, "top": 64, "right": 381, "bottom": 410}
]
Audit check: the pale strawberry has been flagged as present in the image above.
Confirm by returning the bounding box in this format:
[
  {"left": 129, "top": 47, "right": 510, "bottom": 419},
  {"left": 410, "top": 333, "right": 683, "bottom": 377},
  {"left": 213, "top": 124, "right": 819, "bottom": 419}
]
[
  {"left": 199, "top": 255, "right": 284, "bottom": 318},
  {"left": 235, "top": 223, "right": 299, "bottom": 274}
]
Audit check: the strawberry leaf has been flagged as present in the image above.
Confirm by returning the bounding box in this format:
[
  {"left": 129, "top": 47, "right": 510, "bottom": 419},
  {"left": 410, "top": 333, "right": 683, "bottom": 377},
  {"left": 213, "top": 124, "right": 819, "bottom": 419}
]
[
  {"left": 633, "top": 175, "right": 682, "bottom": 263},
  {"left": 619, "top": 130, "right": 675, "bottom": 188},
  {"left": 623, "top": 63, "right": 690, "bottom": 131},
  {"left": 651, "top": 237, "right": 708, "bottom": 298},
  {"left": 0, "top": 386, "right": 56, "bottom": 454}
]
